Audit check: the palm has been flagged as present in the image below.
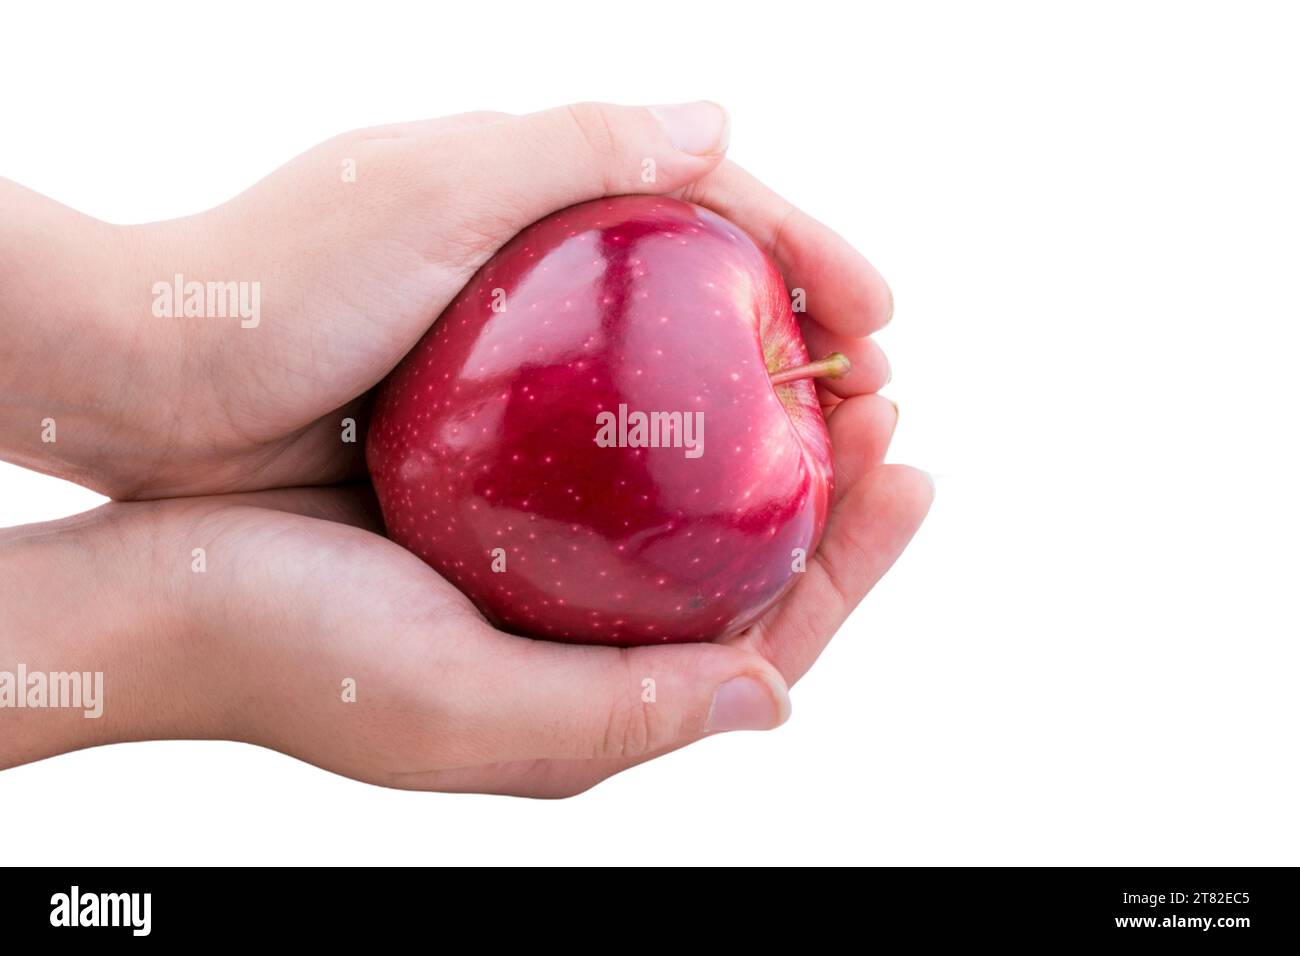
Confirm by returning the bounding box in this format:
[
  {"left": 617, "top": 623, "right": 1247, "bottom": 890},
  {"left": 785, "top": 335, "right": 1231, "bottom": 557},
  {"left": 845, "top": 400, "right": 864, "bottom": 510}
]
[{"left": 158, "top": 487, "right": 641, "bottom": 795}]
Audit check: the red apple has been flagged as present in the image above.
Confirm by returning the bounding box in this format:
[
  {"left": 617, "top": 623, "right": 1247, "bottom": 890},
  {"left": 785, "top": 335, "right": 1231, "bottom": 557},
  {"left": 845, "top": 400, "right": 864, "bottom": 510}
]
[{"left": 366, "top": 195, "right": 846, "bottom": 645}]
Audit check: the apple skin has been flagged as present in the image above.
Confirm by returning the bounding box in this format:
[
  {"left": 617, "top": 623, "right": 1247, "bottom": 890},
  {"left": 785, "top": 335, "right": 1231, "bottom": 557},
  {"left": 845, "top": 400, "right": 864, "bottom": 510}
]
[{"left": 366, "top": 195, "right": 833, "bottom": 645}]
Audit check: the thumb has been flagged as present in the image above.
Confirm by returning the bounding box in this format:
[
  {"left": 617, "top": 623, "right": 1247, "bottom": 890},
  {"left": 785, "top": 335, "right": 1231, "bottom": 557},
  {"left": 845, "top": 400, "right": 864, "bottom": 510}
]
[
  {"left": 466, "top": 101, "right": 729, "bottom": 226},
  {"left": 452, "top": 634, "right": 790, "bottom": 764}
]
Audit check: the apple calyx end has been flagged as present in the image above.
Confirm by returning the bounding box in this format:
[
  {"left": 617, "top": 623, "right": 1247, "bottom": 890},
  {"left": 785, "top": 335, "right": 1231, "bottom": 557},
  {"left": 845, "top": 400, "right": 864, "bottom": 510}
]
[{"left": 768, "top": 352, "right": 852, "bottom": 387}]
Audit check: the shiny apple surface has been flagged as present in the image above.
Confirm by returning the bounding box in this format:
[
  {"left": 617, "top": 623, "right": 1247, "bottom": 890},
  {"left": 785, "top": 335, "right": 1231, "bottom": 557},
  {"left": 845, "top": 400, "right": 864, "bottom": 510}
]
[{"left": 366, "top": 196, "right": 832, "bottom": 645}]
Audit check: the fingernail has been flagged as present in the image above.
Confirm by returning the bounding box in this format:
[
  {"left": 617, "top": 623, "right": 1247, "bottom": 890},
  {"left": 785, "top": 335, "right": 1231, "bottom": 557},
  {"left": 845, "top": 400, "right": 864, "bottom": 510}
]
[
  {"left": 889, "top": 399, "right": 900, "bottom": 424},
  {"left": 706, "top": 674, "right": 789, "bottom": 733},
  {"left": 649, "top": 101, "right": 730, "bottom": 155}
]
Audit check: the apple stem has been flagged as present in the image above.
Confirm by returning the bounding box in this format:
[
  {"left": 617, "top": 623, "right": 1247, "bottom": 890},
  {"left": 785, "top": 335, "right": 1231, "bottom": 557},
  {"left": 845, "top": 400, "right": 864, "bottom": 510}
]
[{"left": 769, "top": 352, "right": 852, "bottom": 387}]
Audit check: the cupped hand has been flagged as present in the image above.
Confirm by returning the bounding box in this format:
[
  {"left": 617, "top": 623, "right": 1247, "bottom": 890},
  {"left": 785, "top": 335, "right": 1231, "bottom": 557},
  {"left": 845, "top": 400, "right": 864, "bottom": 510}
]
[
  {"left": 100, "top": 102, "right": 893, "bottom": 499},
  {"left": 90, "top": 484, "right": 787, "bottom": 796},
  {"left": 86, "top": 400, "right": 925, "bottom": 798}
]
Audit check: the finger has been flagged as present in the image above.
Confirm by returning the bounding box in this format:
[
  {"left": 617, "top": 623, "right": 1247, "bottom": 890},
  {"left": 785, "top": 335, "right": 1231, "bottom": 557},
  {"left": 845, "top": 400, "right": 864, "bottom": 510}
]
[
  {"left": 442, "top": 633, "right": 790, "bottom": 765},
  {"left": 464, "top": 101, "right": 730, "bottom": 227},
  {"left": 826, "top": 394, "right": 900, "bottom": 502},
  {"left": 396, "top": 111, "right": 515, "bottom": 136},
  {"left": 800, "top": 321, "right": 890, "bottom": 398},
  {"left": 817, "top": 387, "right": 844, "bottom": 413},
  {"left": 680, "top": 160, "right": 892, "bottom": 336},
  {"left": 352, "top": 111, "right": 515, "bottom": 140},
  {"left": 736, "top": 464, "right": 933, "bottom": 684}
]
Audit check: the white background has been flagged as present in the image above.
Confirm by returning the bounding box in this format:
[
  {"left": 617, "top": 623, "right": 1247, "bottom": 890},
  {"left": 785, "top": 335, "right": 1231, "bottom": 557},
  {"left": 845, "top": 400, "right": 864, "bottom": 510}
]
[{"left": 2, "top": 0, "right": 1297, "bottom": 865}]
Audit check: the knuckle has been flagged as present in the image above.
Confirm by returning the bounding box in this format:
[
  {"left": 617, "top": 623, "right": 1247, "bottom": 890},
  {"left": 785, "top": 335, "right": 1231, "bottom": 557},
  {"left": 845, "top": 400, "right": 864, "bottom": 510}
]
[
  {"left": 598, "top": 693, "right": 656, "bottom": 760},
  {"left": 596, "top": 653, "right": 660, "bottom": 759},
  {"left": 564, "top": 102, "right": 621, "bottom": 158},
  {"left": 563, "top": 102, "right": 627, "bottom": 191}
]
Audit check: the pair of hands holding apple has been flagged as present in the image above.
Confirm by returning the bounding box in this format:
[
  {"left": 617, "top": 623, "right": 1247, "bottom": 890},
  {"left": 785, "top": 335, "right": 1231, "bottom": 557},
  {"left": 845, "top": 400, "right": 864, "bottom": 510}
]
[{"left": 0, "top": 102, "right": 930, "bottom": 796}]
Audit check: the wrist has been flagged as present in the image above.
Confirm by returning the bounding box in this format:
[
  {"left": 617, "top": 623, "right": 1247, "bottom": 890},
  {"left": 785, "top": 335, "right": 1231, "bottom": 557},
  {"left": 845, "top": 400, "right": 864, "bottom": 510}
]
[
  {"left": 0, "top": 181, "right": 190, "bottom": 496},
  {"left": 0, "top": 504, "right": 217, "bottom": 768}
]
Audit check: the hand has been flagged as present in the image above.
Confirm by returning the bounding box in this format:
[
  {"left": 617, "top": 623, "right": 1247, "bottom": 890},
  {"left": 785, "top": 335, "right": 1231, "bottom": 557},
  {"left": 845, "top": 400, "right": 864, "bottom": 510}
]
[
  {"left": 1, "top": 487, "right": 789, "bottom": 793},
  {"left": 3, "top": 102, "right": 892, "bottom": 500},
  {"left": 1, "top": 449, "right": 927, "bottom": 797}
]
